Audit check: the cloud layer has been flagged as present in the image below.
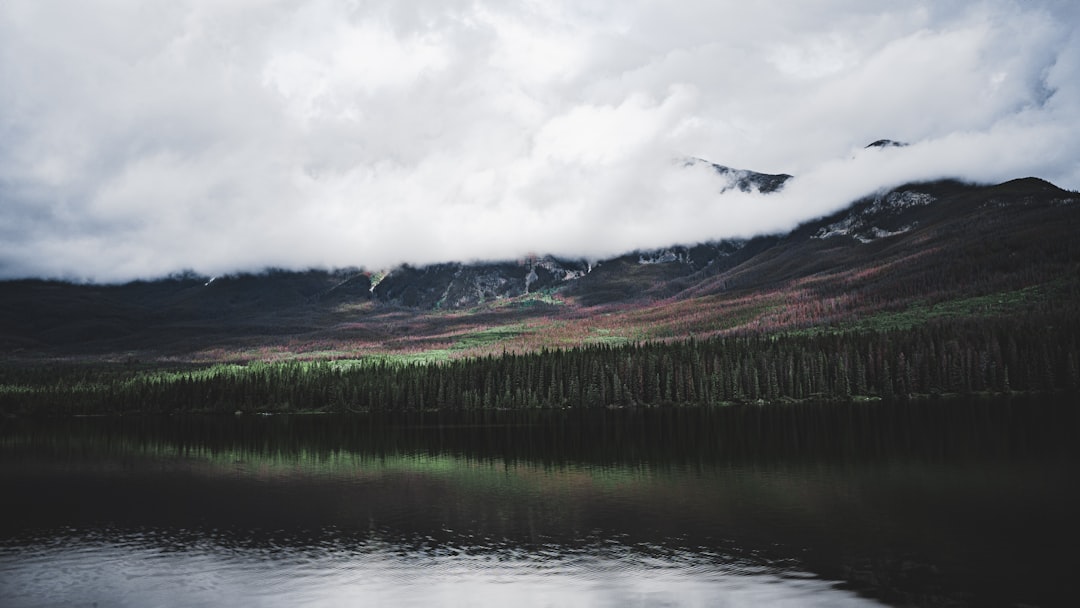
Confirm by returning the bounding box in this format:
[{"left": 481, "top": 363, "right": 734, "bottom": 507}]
[{"left": 1, "top": 0, "right": 1078, "bottom": 281}]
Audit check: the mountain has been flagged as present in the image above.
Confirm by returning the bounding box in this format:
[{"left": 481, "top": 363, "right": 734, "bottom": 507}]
[
  {"left": 1, "top": 169, "right": 1078, "bottom": 362},
  {"left": 363, "top": 156, "right": 794, "bottom": 310},
  {"left": 684, "top": 157, "right": 793, "bottom": 193},
  {"left": 864, "top": 139, "right": 909, "bottom": 149},
  {"left": 371, "top": 257, "right": 589, "bottom": 309}
]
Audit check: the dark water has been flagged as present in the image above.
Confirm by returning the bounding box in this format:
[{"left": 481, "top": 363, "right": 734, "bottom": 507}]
[{"left": 1, "top": 397, "right": 1077, "bottom": 607}]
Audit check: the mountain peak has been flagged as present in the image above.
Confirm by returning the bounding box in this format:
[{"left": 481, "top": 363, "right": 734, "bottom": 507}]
[
  {"left": 684, "top": 157, "right": 792, "bottom": 194},
  {"left": 994, "top": 176, "right": 1069, "bottom": 192},
  {"left": 865, "top": 139, "right": 909, "bottom": 149}
]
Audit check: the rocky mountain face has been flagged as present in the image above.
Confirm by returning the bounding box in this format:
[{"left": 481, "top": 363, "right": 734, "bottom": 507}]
[
  {"left": 366, "top": 154, "right": 795, "bottom": 310},
  {"left": 370, "top": 257, "right": 590, "bottom": 309},
  {"left": 813, "top": 188, "right": 936, "bottom": 244},
  {"left": 363, "top": 174, "right": 1078, "bottom": 310},
  {"left": 366, "top": 241, "right": 765, "bottom": 310}
]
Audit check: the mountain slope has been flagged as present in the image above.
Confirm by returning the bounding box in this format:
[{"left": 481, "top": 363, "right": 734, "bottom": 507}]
[{"left": 1, "top": 176, "right": 1077, "bottom": 361}]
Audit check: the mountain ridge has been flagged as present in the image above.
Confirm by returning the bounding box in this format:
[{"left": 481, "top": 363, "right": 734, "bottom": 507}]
[{"left": 1, "top": 170, "right": 1077, "bottom": 361}]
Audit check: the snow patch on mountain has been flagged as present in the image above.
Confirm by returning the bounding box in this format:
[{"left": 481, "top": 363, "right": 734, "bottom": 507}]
[
  {"left": 524, "top": 267, "right": 539, "bottom": 292},
  {"left": 533, "top": 256, "right": 589, "bottom": 281},
  {"left": 869, "top": 190, "right": 936, "bottom": 213},
  {"left": 639, "top": 250, "right": 685, "bottom": 265},
  {"left": 635, "top": 241, "right": 747, "bottom": 266},
  {"left": 814, "top": 215, "right": 861, "bottom": 240},
  {"left": 814, "top": 190, "right": 933, "bottom": 243}
]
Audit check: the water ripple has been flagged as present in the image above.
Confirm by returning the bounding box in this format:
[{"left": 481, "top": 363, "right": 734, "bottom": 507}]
[{"left": 1, "top": 531, "right": 879, "bottom": 608}]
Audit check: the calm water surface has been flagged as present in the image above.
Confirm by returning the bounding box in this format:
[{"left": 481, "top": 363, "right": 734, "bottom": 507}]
[{"left": 1, "top": 397, "right": 1077, "bottom": 607}]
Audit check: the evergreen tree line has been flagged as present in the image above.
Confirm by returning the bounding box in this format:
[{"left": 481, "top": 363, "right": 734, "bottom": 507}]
[{"left": 2, "top": 316, "right": 1078, "bottom": 415}]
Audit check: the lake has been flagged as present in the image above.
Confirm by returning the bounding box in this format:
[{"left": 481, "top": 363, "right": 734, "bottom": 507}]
[{"left": 1, "top": 396, "right": 1077, "bottom": 607}]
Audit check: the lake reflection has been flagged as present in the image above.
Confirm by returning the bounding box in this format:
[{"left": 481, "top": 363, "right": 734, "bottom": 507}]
[{"left": 1, "top": 398, "right": 1077, "bottom": 607}]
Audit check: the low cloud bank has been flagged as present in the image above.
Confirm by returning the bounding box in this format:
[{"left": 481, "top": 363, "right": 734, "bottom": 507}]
[{"left": 1, "top": 1, "right": 1077, "bottom": 282}]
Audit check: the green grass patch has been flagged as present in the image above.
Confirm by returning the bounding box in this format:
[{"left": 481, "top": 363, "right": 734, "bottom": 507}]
[
  {"left": 794, "top": 283, "right": 1058, "bottom": 336},
  {"left": 491, "top": 288, "right": 565, "bottom": 309},
  {"left": 853, "top": 285, "right": 1049, "bottom": 332},
  {"left": 362, "top": 324, "right": 526, "bottom": 365},
  {"left": 452, "top": 324, "right": 523, "bottom": 350},
  {"left": 585, "top": 327, "right": 634, "bottom": 346},
  {"left": 362, "top": 350, "right": 455, "bottom": 365}
]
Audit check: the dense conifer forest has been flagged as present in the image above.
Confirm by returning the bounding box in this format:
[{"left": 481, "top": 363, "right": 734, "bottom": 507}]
[{"left": 2, "top": 313, "right": 1076, "bottom": 415}]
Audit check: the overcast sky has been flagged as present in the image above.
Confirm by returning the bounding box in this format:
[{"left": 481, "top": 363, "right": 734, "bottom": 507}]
[{"left": 1, "top": 0, "right": 1078, "bottom": 282}]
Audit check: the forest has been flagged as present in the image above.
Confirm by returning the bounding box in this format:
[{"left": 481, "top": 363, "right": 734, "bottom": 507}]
[{"left": 2, "top": 312, "right": 1077, "bottom": 415}]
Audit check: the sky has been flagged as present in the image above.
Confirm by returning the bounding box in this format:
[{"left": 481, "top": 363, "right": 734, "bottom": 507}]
[{"left": 1, "top": 0, "right": 1078, "bottom": 282}]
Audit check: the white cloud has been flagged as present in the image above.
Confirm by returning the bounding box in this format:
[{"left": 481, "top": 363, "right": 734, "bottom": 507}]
[{"left": 0, "top": 0, "right": 1077, "bottom": 281}]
